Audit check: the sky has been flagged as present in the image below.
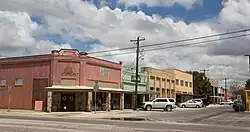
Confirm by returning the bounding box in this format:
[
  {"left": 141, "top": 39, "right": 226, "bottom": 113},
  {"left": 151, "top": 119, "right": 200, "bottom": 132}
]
[{"left": 0, "top": 0, "right": 250, "bottom": 87}]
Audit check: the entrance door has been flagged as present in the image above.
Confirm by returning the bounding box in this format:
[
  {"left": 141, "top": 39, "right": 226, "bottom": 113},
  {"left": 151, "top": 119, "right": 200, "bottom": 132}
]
[{"left": 61, "top": 93, "right": 75, "bottom": 112}]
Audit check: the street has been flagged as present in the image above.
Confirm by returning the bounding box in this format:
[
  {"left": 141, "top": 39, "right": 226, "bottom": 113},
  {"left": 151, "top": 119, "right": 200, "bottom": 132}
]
[{"left": 0, "top": 106, "right": 250, "bottom": 131}]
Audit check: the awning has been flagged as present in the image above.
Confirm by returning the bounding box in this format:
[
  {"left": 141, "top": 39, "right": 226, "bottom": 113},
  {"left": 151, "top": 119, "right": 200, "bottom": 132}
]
[{"left": 45, "top": 85, "right": 130, "bottom": 92}]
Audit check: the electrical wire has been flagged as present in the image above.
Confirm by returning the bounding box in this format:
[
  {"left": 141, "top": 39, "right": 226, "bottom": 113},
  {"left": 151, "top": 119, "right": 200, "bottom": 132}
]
[
  {"left": 93, "top": 33, "right": 250, "bottom": 57},
  {"left": 88, "top": 28, "right": 250, "bottom": 54}
]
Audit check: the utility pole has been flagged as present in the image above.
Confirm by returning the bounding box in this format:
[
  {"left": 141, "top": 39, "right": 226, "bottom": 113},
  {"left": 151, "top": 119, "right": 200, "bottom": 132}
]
[
  {"left": 200, "top": 68, "right": 209, "bottom": 77},
  {"left": 223, "top": 78, "right": 229, "bottom": 100},
  {"left": 244, "top": 55, "right": 250, "bottom": 72},
  {"left": 130, "top": 36, "right": 145, "bottom": 110}
]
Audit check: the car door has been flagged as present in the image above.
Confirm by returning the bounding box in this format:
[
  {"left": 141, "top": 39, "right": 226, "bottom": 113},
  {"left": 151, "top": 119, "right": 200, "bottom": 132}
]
[
  {"left": 154, "top": 99, "right": 167, "bottom": 108},
  {"left": 187, "top": 101, "right": 196, "bottom": 107}
]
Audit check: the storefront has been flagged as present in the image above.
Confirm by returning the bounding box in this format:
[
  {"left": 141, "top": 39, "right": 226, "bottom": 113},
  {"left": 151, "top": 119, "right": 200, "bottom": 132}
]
[{"left": 46, "top": 85, "right": 128, "bottom": 112}]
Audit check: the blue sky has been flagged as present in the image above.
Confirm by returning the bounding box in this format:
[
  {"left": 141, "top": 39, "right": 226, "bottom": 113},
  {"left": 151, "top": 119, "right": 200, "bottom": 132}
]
[{"left": 31, "top": 0, "right": 224, "bottom": 51}]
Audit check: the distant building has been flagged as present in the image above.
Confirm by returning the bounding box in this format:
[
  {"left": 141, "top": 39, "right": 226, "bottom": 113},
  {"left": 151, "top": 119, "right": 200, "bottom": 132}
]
[
  {"left": 0, "top": 49, "right": 126, "bottom": 112},
  {"left": 141, "top": 67, "right": 176, "bottom": 100},
  {"left": 122, "top": 67, "right": 149, "bottom": 109},
  {"left": 209, "top": 78, "right": 220, "bottom": 104},
  {"left": 164, "top": 69, "right": 193, "bottom": 103}
]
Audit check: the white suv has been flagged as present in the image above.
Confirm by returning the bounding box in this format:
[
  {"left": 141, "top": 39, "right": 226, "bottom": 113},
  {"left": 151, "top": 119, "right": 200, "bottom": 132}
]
[{"left": 141, "top": 98, "right": 177, "bottom": 112}]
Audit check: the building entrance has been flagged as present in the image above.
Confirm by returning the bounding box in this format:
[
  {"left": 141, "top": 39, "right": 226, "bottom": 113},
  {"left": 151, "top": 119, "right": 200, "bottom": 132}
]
[{"left": 61, "top": 93, "right": 75, "bottom": 112}]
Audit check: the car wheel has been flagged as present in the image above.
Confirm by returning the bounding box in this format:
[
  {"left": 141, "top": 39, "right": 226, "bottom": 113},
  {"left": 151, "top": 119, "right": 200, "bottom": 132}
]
[
  {"left": 182, "top": 105, "right": 186, "bottom": 108},
  {"left": 166, "top": 106, "right": 172, "bottom": 112},
  {"left": 195, "top": 105, "right": 200, "bottom": 108},
  {"left": 146, "top": 105, "right": 152, "bottom": 111}
]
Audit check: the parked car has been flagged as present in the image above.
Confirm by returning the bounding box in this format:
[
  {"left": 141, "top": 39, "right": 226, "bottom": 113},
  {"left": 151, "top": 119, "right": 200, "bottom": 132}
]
[
  {"left": 220, "top": 100, "right": 234, "bottom": 105},
  {"left": 191, "top": 99, "right": 205, "bottom": 107},
  {"left": 141, "top": 98, "right": 177, "bottom": 112},
  {"left": 179, "top": 100, "right": 203, "bottom": 108}
]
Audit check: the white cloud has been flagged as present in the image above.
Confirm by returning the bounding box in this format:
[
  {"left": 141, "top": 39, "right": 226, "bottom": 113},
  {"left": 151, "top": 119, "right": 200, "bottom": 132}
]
[
  {"left": 118, "top": 0, "right": 202, "bottom": 10},
  {"left": 0, "top": 11, "right": 71, "bottom": 57},
  {"left": 0, "top": 0, "right": 250, "bottom": 86}
]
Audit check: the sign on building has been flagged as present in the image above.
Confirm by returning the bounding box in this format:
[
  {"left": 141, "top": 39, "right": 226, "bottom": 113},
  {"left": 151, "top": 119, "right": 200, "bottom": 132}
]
[
  {"left": 100, "top": 68, "right": 110, "bottom": 76},
  {"left": 131, "top": 75, "right": 141, "bottom": 82}
]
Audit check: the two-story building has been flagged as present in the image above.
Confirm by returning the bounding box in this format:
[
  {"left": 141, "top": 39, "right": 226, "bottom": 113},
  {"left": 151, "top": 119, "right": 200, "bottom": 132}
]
[
  {"left": 164, "top": 69, "right": 193, "bottom": 103},
  {"left": 122, "top": 68, "right": 149, "bottom": 109},
  {"left": 209, "top": 78, "right": 220, "bottom": 104},
  {"left": 0, "top": 49, "right": 126, "bottom": 112},
  {"left": 141, "top": 67, "right": 176, "bottom": 100}
]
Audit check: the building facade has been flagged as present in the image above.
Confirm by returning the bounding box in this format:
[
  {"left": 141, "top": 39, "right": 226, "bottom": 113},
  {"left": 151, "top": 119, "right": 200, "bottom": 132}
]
[
  {"left": 0, "top": 49, "right": 126, "bottom": 112},
  {"left": 141, "top": 67, "right": 176, "bottom": 100},
  {"left": 122, "top": 68, "right": 149, "bottom": 109},
  {"left": 209, "top": 78, "right": 220, "bottom": 104},
  {"left": 164, "top": 69, "right": 193, "bottom": 103}
]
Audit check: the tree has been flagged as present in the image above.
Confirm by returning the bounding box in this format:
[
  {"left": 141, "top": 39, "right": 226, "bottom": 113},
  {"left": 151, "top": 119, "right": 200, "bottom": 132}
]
[
  {"left": 229, "top": 81, "right": 244, "bottom": 100},
  {"left": 245, "top": 79, "right": 250, "bottom": 88},
  {"left": 187, "top": 71, "right": 212, "bottom": 98}
]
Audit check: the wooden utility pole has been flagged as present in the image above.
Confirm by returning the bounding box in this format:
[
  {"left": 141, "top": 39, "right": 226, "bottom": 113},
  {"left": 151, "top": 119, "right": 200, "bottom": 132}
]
[
  {"left": 200, "top": 68, "right": 209, "bottom": 76},
  {"left": 130, "top": 36, "right": 145, "bottom": 110}
]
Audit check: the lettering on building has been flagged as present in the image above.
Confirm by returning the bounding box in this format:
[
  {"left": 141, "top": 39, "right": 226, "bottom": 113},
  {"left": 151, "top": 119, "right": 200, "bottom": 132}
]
[
  {"left": 131, "top": 75, "right": 141, "bottom": 82},
  {"left": 61, "top": 66, "right": 78, "bottom": 76},
  {"left": 100, "top": 68, "right": 110, "bottom": 76}
]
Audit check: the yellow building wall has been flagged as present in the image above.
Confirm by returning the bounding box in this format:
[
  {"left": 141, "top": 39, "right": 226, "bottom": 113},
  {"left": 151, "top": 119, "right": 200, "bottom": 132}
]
[
  {"left": 141, "top": 67, "right": 175, "bottom": 98},
  {"left": 164, "top": 69, "right": 193, "bottom": 95}
]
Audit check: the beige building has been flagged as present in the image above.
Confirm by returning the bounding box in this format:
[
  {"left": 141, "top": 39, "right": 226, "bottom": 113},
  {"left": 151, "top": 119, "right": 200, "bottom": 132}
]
[
  {"left": 141, "top": 67, "right": 176, "bottom": 99},
  {"left": 164, "top": 69, "right": 193, "bottom": 102}
]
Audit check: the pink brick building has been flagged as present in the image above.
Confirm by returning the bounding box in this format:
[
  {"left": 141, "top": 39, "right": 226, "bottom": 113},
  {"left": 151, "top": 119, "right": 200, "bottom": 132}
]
[{"left": 0, "top": 49, "right": 126, "bottom": 112}]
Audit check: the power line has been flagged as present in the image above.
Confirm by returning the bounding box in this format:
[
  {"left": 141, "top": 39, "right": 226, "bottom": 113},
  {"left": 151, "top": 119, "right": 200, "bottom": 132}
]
[
  {"left": 93, "top": 33, "right": 250, "bottom": 57},
  {"left": 88, "top": 28, "right": 250, "bottom": 54}
]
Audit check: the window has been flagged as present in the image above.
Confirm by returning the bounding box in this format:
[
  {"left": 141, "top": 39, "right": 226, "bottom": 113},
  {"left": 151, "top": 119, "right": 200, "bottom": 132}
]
[
  {"left": 181, "top": 80, "right": 184, "bottom": 86},
  {"left": 171, "top": 80, "right": 174, "bottom": 83},
  {"left": 167, "top": 79, "right": 170, "bottom": 82},
  {"left": 169, "top": 99, "right": 175, "bottom": 102},
  {"left": 185, "top": 81, "right": 188, "bottom": 87},
  {"left": 189, "top": 82, "right": 192, "bottom": 87},
  {"left": 150, "top": 87, "right": 154, "bottom": 91},
  {"left": 175, "top": 79, "right": 179, "bottom": 85},
  {"left": 150, "top": 76, "right": 155, "bottom": 79},
  {"left": 0, "top": 80, "right": 6, "bottom": 86},
  {"left": 15, "top": 78, "right": 23, "bottom": 86},
  {"left": 155, "top": 99, "right": 168, "bottom": 102},
  {"left": 162, "top": 78, "right": 165, "bottom": 81}
]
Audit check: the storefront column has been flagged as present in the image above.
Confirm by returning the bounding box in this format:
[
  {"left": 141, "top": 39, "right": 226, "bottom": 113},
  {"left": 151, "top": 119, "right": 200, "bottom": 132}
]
[
  {"left": 47, "top": 91, "right": 52, "bottom": 112},
  {"left": 120, "top": 93, "right": 124, "bottom": 110},
  {"left": 87, "top": 92, "right": 92, "bottom": 112},
  {"left": 106, "top": 92, "right": 111, "bottom": 112}
]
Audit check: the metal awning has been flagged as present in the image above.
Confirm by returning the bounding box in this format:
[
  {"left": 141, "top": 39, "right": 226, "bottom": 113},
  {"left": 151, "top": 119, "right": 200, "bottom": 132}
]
[{"left": 45, "top": 85, "right": 130, "bottom": 92}]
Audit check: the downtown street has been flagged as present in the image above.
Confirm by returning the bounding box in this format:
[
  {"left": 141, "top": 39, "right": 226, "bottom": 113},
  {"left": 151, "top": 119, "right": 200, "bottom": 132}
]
[{"left": 0, "top": 106, "right": 250, "bottom": 132}]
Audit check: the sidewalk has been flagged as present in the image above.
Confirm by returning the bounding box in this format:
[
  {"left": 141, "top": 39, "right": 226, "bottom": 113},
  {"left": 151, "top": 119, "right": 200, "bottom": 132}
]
[{"left": 0, "top": 109, "right": 146, "bottom": 119}]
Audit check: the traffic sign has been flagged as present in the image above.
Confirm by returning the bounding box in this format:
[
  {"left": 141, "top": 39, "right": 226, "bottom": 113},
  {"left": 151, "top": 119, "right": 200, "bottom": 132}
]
[
  {"left": 93, "top": 81, "right": 99, "bottom": 92},
  {"left": 8, "top": 86, "right": 12, "bottom": 93},
  {"left": 237, "top": 95, "right": 241, "bottom": 100}
]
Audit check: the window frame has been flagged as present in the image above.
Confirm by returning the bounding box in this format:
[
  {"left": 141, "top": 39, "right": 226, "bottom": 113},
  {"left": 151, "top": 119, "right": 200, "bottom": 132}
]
[
  {"left": 15, "top": 78, "right": 24, "bottom": 86},
  {"left": 0, "top": 79, "right": 6, "bottom": 86}
]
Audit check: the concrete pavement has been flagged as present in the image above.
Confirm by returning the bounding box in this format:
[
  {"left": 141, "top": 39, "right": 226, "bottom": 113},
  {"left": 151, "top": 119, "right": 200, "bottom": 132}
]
[{"left": 0, "top": 117, "right": 250, "bottom": 132}]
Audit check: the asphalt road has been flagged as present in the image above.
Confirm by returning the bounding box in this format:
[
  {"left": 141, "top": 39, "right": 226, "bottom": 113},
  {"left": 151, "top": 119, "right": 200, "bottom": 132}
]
[
  {"left": 0, "top": 105, "right": 250, "bottom": 132},
  {"left": 0, "top": 118, "right": 250, "bottom": 132}
]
